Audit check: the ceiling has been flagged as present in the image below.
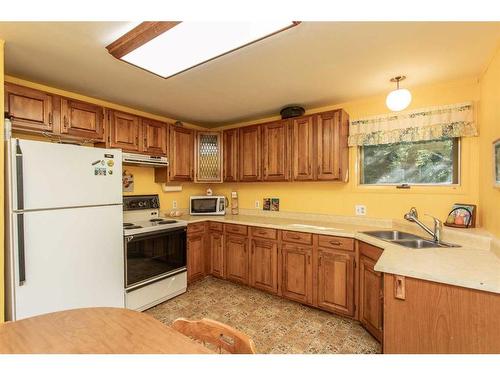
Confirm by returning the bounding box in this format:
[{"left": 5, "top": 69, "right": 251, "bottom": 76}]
[{"left": 1, "top": 21, "right": 500, "bottom": 127}]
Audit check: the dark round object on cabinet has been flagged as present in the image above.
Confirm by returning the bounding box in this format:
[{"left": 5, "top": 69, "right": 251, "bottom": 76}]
[{"left": 280, "top": 106, "right": 305, "bottom": 119}]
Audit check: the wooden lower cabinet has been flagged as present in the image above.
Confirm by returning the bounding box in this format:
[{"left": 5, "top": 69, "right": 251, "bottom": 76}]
[
  {"left": 317, "top": 248, "right": 355, "bottom": 317},
  {"left": 209, "top": 231, "right": 224, "bottom": 278},
  {"left": 358, "top": 241, "right": 384, "bottom": 342},
  {"left": 383, "top": 274, "right": 500, "bottom": 354},
  {"left": 249, "top": 238, "right": 279, "bottom": 294},
  {"left": 225, "top": 234, "right": 249, "bottom": 285},
  {"left": 187, "top": 232, "right": 205, "bottom": 283},
  {"left": 281, "top": 243, "right": 313, "bottom": 304}
]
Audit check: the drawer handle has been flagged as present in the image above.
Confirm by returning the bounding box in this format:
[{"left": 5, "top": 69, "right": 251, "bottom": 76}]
[
  {"left": 329, "top": 241, "right": 342, "bottom": 246},
  {"left": 289, "top": 234, "right": 301, "bottom": 239}
]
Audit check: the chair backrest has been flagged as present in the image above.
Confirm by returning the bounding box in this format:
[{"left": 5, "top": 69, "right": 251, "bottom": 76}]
[{"left": 171, "top": 318, "right": 256, "bottom": 354}]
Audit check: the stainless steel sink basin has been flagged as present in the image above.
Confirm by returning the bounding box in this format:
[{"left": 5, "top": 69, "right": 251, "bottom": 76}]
[
  {"left": 361, "top": 230, "right": 461, "bottom": 249},
  {"left": 362, "top": 230, "right": 421, "bottom": 241}
]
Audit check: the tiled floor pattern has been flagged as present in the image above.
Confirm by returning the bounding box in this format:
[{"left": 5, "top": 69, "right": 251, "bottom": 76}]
[{"left": 146, "top": 276, "right": 381, "bottom": 354}]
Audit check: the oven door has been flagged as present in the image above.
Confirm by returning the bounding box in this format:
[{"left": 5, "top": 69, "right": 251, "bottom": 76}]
[{"left": 124, "top": 227, "right": 187, "bottom": 289}]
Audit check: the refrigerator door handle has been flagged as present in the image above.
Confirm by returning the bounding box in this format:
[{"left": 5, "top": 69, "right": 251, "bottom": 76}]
[
  {"left": 15, "top": 139, "right": 24, "bottom": 210},
  {"left": 17, "top": 213, "right": 26, "bottom": 285}
]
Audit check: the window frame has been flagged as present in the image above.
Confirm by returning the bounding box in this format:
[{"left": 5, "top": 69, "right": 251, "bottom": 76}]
[{"left": 358, "top": 138, "right": 462, "bottom": 187}]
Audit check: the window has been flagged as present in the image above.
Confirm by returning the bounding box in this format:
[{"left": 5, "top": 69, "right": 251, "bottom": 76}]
[{"left": 360, "top": 138, "right": 459, "bottom": 185}]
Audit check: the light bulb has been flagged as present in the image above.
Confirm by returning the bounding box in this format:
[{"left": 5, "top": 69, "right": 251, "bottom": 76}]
[{"left": 386, "top": 88, "right": 412, "bottom": 112}]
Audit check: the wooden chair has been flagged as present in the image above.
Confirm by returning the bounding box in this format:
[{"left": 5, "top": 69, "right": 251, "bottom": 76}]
[{"left": 171, "top": 318, "right": 256, "bottom": 354}]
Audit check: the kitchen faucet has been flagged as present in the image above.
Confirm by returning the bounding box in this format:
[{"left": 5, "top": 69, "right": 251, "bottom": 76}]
[{"left": 404, "top": 207, "right": 442, "bottom": 243}]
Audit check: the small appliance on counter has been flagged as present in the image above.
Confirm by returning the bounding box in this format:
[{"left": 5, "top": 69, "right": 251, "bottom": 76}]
[
  {"left": 123, "top": 195, "right": 187, "bottom": 311},
  {"left": 190, "top": 195, "right": 226, "bottom": 215}
]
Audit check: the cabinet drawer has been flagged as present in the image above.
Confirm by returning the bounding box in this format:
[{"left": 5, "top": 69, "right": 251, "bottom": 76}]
[
  {"left": 208, "top": 221, "right": 223, "bottom": 232},
  {"left": 318, "top": 235, "right": 354, "bottom": 251},
  {"left": 359, "top": 241, "right": 383, "bottom": 261},
  {"left": 281, "top": 230, "right": 313, "bottom": 245},
  {"left": 187, "top": 222, "right": 206, "bottom": 234},
  {"left": 250, "top": 227, "right": 277, "bottom": 240},
  {"left": 224, "top": 223, "right": 248, "bottom": 236}
]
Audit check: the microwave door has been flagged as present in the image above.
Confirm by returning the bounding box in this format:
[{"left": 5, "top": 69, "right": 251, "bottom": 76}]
[{"left": 191, "top": 198, "right": 217, "bottom": 214}]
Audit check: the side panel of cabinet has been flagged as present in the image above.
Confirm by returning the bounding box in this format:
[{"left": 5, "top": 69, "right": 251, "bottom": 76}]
[
  {"left": 5, "top": 83, "right": 55, "bottom": 133},
  {"left": 142, "top": 118, "right": 167, "bottom": 156},
  {"left": 239, "top": 125, "right": 261, "bottom": 182},
  {"left": 317, "top": 248, "right": 355, "bottom": 316},
  {"left": 108, "top": 110, "right": 141, "bottom": 151},
  {"left": 187, "top": 233, "right": 205, "bottom": 283},
  {"left": 61, "top": 98, "right": 104, "bottom": 141},
  {"left": 223, "top": 129, "right": 239, "bottom": 182},
  {"left": 250, "top": 239, "right": 278, "bottom": 294},
  {"left": 262, "top": 121, "right": 289, "bottom": 181},
  {"left": 210, "top": 232, "right": 224, "bottom": 278},
  {"left": 225, "top": 234, "right": 249, "bottom": 285},
  {"left": 281, "top": 244, "right": 313, "bottom": 304},
  {"left": 169, "top": 126, "right": 194, "bottom": 181},
  {"left": 292, "top": 116, "right": 315, "bottom": 181}
]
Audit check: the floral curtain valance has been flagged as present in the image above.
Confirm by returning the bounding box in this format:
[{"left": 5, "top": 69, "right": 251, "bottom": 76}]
[{"left": 348, "top": 102, "right": 477, "bottom": 146}]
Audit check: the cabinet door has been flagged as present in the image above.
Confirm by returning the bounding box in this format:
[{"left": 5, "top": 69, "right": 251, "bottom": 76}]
[
  {"left": 316, "top": 111, "right": 341, "bottom": 180},
  {"left": 195, "top": 132, "right": 223, "bottom": 182},
  {"left": 250, "top": 239, "right": 278, "bottom": 294},
  {"left": 210, "top": 232, "right": 224, "bottom": 278},
  {"left": 262, "top": 121, "right": 289, "bottom": 181},
  {"left": 291, "top": 116, "right": 315, "bottom": 180},
  {"left": 281, "top": 244, "right": 313, "bottom": 304},
  {"left": 225, "top": 234, "right": 249, "bottom": 285},
  {"left": 359, "top": 256, "right": 383, "bottom": 342},
  {"left": 317, "top": 249, "right": 355, "bottom": 316},
  {"left": 169, "top": 126, "right": 194, "bottom": 181},
  {"left": 5, "top": 83, "right": 55, "bottom": 133},
  {"left": 61, "top": 98, "right": 104, "bottom": 141},
  {"left": 109, "top": 110, "right": 141, "bottom": 152},
  {"left": 187, "top": 233, "right": 205, "bottom": 283},
  {"left": 223, "top": 129, "right": 239, "bottom": 182},
  {"left": 239, "top": 125, "right": 261, "bottom": 182},
  {"left": 142, "top": 118, "right": 167, "bottom": 156}
]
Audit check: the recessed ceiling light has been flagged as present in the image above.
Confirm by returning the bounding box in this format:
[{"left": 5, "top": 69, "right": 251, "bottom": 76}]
[{"left": 107, "top": 21, "right": 300, "bottom": 79}]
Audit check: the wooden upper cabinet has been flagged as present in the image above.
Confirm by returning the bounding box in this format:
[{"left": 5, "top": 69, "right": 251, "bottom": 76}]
[
  {"left": 209, "top": 231, "right": 224, "bottom": 279},
  {"left": 281, "top": 243, "right": 313, "bottom": 304},
  {"left": 169, "top": 125, "right": 194, "bottom": 182},
  {"left": 223, "top": 129, "right": 239, "bottom": 182},
  {"left": 291, "top": 116, "right": 315, "bottom": 181},
  {"left": 225, "top": 234, "right": 249, "bottom": 285},
  {"left": 142, "top": 118, "right": 167, "bottom": 156},
  {"left": 195, "top": 131, "right": 223, "bottom": 183},
  {"left": 316, "top": 110, "right": 349, "bottom": 181},
  {"left": 5, "top": 83, "right": 55, "bottom": 133},
  {"left": 262, "top": 121, "right": 290, "bottom": 181},
  {"left": 239, "top": 125, "right": 261, "bottom": 182},
  {"left": 108, "top": 110, "right": 141, "bottom": 152},
  {"left": 60, "top": 98, "right": 104, "bottom": 141},
  {"left": 249, "top": 238, "right": 279, "bottom": 294},
  {"left": 317, "top": 248, "right": 355, "bottom": 317}
]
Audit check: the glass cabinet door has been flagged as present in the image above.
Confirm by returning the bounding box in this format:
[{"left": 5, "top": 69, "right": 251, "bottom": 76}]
[{"left": 195, "top": 131, "right": 223, "bottom": 182}]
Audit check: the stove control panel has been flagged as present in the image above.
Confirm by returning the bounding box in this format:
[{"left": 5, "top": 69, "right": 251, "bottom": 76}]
[{"left": 123, "top": 195, "right": 160, "bottom": 211}]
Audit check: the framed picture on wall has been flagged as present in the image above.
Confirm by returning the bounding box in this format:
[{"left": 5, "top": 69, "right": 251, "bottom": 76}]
[{"left": 494, "top": 138, "right": 500, "bottom": 188}]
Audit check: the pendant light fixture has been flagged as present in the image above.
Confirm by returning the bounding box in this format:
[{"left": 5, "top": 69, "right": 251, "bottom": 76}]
[{"left": 386, "top": 75, "right": 412, "bottom": 112}]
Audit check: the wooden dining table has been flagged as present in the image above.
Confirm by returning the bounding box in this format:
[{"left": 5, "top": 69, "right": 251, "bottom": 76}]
[{"left": 0, "top": 307, "right": 213, "bottom": 354}]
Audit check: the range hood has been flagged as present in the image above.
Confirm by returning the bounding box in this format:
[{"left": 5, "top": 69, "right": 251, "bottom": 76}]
[{"left": 122, "top": 152, "right": 169, "bottom": 168}]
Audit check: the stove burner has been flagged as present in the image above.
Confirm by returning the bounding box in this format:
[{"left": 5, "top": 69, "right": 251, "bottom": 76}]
[
  {"left": 158, "top": 220, "right": 177, "bottom": 224},
  {"left": 123, "top": 223, "right": 134, "bottom": 227},
  {"left": 125, "top": 225, "right": 142, "bottom": 229},
  {"left": 149, "top": 219, "right": 164, "bottom": 222}
]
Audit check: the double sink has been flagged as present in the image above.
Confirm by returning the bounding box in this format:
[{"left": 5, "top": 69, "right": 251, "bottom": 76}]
[{"left": 362, "top": 230, "right": 461, "bottom": 249}]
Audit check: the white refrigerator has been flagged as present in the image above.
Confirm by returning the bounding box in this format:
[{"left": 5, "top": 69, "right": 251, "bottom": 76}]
[{"left": 4, "top": 138, "right": 125, "bottom": 321}]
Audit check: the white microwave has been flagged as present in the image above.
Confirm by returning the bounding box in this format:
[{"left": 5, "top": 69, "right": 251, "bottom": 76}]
[{"left": 189, "top": 196, "right": 226, "bottom": 216}]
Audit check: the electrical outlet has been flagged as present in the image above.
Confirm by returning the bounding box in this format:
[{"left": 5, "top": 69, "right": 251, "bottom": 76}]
[
  {"left": 172, "top": 200, "right": 177, "bottom": 209},
  {"left": 355, "top": 205, "right": 366, "bottom": 216},
  {"left": 255, "top": 200, "right": 260, "bottom": 209}
]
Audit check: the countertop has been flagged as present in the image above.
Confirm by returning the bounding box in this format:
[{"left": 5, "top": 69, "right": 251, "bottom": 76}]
[{"left": 165, "top": 212, "right": 500, "bottom": 295}]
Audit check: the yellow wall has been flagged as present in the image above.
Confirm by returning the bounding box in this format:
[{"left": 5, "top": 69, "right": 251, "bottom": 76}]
[
  {"left": 1, "top": 40, "right": 5, "bottom": 322},
  {"left": 210, "top": 78, "right": 481, "bottom": 222},
  {"left": 479, "top": 47, "right": 500, "bottom": 236}
]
